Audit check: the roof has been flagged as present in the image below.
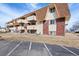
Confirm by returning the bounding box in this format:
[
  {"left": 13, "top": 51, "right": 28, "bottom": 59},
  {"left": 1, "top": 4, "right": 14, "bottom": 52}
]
[{"left": 6, "top": 3, "right": 70, "bottom": 24}]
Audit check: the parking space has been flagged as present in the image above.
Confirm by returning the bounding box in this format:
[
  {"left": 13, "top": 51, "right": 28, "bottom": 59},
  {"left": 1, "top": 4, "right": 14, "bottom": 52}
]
[
  {"left": 28, "top": 42, "right": 50, "bottom": 56},
  {"left": 0, "top": 40, "right": 79, "bottom": 56},
  {"left": 0, "top": 40, "right": 11, "bottom": 48},
  {"left": 9, "top": 41, "right": 30, "bottom": 56},
  {"left": 0, "top": 41, "right": 20, "bottom": 56},
  {"left": 46, "top": 44, "right": 76, "bottom": 56},
  {"left": 65, "top": 46, "right": 79, "bottom": 55}
]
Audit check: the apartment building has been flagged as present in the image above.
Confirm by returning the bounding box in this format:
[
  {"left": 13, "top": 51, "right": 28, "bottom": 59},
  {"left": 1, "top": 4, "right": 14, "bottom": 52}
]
[
  {"left": 0, "top": 27, "right": 6, "bottom": 33},
  {"left": 6, "top": 17, "right": 27, "bottom": 33},
  {"left": 6, "top": 3, "right": 70, "bottom": 36}
]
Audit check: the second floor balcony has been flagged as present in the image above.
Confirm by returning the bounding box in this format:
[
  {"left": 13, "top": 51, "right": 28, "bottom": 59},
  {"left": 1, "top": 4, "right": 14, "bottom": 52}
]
[
  {"left": 27, "top": 25, "right": 37, "bottom": 30},
  {"left": 27, "top": 15, "right": 36, "bottom": 21},
  {"left": 18, "top": 26, "right": 25, "bottom": 30},
  {"left": 7, "top": 23, "right": 13, "bottom": 26}
]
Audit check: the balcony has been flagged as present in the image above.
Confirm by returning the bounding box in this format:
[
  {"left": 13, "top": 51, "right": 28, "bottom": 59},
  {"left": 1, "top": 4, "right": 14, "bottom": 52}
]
[
  {"left": 9, "top": 27, "right": 16, "bottom": 30},
  {"left": 17, "top": 19, "right": 27, "bottom": 23},
  {"left": 27, "top": 25, "right": 37, "bottom": 30},
  {"left": 18, "top": 26, "right": 25, "bottom": 30},
  {"left": 27, "top": 15, "right": 36, "bottom": 21},
  {"left": 7, "top": 23, "right": 13, "bottom": 26}
]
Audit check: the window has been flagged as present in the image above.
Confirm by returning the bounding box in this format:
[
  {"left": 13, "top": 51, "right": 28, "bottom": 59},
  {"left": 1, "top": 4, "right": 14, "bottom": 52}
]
[
  {"left": 50, "top": 7, "right": 55, "bottom": 13},
  {"left": 50, "top": 7, "right": 56, "bottom": 18},
  {"left": 50, "top": 20, "right": 55, "bottom": 24}
]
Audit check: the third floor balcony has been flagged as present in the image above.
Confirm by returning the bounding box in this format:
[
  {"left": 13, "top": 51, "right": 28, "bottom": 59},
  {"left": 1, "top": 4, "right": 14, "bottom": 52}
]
[
  {"left": 27, "top": 15, "right": 36, "bottom": 21},
  {"left": 17, "top": 19, "right": 27, "bottom": 23}
]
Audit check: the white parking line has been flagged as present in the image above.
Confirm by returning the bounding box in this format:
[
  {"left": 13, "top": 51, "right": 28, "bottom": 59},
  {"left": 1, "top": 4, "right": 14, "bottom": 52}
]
[
  {"left": 43, "top": 43, "right": 52, "bottom": 56},
  {"left": 27, "top": 42, "right": 32, "bottom": 55},
  {"left": 6, "top": 41, "right": 22, "bottom": 56},
  {"left": 59, "top": 45, "right": 78, "bottom": 56},
  {"left": 29, "top": 42, "right": 32, "bottom": 51}
]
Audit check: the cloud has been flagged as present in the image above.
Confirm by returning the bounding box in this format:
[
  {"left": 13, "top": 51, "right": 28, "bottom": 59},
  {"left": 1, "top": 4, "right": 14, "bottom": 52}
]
[
  {"left": 24, "top": 3, "right": 39, "bottom": 12},
  {"left": 67, "top": 3, "right": 79, "bottom": 31},
  {"left": 25, "top": 3, "right": 46, "bottom": 12},
  {"left": 0, "top": 4, "right": 21, "bottom": 18},
  {"left": 0, "top": 4, "right": 27, "bottom": 27},
  {"left": 68, "top": 3, "right": 74, "bottom": 8},
  {"left": 30, "top": 3, "right": 38, "bottom": 9},
  {"left": 0, "top": 14, "right": 12, "bottom": 27},
  {"left": 0, "top": 3, "right": 41, "bottom": 27},
  {"left": 68, "top": 4, "right": 79, "bottom": 22}
]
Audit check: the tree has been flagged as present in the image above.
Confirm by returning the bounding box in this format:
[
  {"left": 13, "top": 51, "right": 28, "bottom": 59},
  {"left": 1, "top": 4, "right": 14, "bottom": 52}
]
[{"left": 0, "top": 26, "right": 1, "bottom": 29}]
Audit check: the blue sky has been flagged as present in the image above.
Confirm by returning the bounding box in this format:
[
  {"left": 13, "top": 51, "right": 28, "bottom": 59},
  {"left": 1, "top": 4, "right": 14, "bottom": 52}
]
[
  {"left": 0, "top": 3, "right": 79, "bottom": 30},
  {"left": 66, "top": 3, "right": 79, "bottom": 31},
  {"left": 0, "top": 3, "right": 48, "bottom": 27}
]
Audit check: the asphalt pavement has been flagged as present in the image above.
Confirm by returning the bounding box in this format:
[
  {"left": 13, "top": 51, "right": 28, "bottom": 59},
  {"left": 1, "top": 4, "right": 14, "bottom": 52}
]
[{"left": 0, "top": 40, "right": 79, "bottom": 56}]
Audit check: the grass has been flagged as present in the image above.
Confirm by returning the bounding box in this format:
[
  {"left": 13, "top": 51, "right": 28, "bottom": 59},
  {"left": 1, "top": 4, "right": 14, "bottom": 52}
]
[{"left": 0, "top": 33, "right": 79, "bottom": 48}]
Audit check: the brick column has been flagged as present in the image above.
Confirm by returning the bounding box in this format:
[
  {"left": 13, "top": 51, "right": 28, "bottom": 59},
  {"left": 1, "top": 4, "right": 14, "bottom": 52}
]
[
  {"left": 56, "top": 17, "right": 65, "bottom": 36},
  {"left": 43, "top": 20, "right": 49, "bottom": 35}
]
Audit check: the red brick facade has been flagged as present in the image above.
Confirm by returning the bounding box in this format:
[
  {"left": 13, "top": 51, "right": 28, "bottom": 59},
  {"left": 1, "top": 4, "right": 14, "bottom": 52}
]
[
  {"left": 56, "top": 17, "right": 65, "bottom": 36},
  {"left": 43, "top": 20, "right": 49, "bottom": 35}
]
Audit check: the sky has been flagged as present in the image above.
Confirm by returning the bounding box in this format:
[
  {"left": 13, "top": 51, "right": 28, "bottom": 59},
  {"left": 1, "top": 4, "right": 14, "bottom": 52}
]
[
  {"left": 0, "top": 3, "right": 79, "bottom": 31},
  {"left": 0, "top": 3, "right": 48, "bottom": 27},
  {"left": 66, "top": 3, "right": 79, "bottom": 31}
]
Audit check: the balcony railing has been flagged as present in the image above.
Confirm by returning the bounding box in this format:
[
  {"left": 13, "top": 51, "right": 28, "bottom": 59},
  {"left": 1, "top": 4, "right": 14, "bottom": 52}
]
[
  {"left": 27, "top": 15, "right": 36, "bottom": 21},
  {"left": 9, "top": 27, "right": 16, "bottom": 30},
  {"left": 17, "top": 19, "right": 27, "bottom": 23},
  {"left": 27, "top": 25, "right": 37, "bottom": 30},
  {"left": 7, "top": 23, "right": 13, "bottom": 26},
  {"left": 18, "top": 26, "right": 25, "bottom": 30}
]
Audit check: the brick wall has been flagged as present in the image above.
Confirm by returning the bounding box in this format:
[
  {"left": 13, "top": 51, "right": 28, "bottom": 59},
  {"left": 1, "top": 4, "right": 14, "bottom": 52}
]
[
  {"left": 56, "top": 17, "right": 65, "bottom": 36},
  {"left": 43, "top": 20, "right": 49, "bottom": 35}
]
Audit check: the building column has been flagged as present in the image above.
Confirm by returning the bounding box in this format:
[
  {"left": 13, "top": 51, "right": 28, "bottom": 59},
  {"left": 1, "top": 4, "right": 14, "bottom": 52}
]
[
  {"left": 15, "top": 26, "right": 18, "bottom": 32},
  {"left": 24, "top": 23, "right": 27, "bottom": 33},
  {"left": 43, "top": 20, "right": 49, "bottom": 35},
  {"left": 56, "top": 17, "right": 65, "bottom": 36}
]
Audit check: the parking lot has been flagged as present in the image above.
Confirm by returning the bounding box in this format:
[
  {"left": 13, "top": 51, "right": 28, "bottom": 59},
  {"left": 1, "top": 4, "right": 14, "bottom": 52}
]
[{"left": 0, "top": 40, "right": 79, "bottom": 56}]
